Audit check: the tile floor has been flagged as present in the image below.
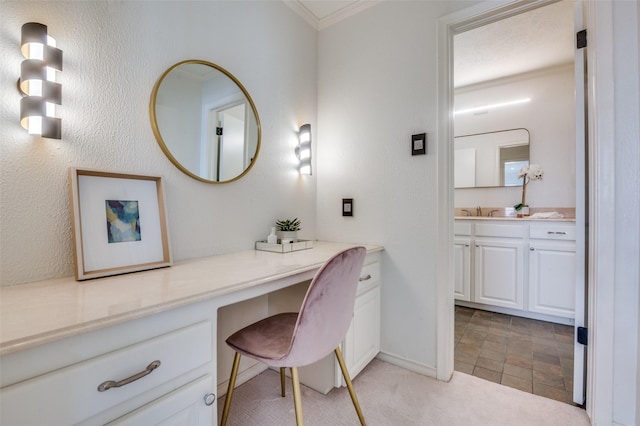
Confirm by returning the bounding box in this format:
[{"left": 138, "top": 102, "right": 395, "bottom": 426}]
[{"left": 454, "top": 305, "right": 577, "bottom": 405}]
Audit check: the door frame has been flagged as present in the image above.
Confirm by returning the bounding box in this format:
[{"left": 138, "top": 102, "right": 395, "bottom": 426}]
[{"left": 435, "top": 0, "right": 599, "bottom": 417}]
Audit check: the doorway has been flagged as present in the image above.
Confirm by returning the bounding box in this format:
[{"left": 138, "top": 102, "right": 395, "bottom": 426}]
[{"left": 444, "top": 0, "right": 586, "bottom": 406}]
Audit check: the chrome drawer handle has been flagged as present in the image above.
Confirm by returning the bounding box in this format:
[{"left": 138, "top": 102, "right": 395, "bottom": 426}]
[
  {"left": 98, "top": 360, "right": 161, "bottom": 392},
  {"left": 547, "top": 231, "right": 567, "bottom": 235},
  {"left": 204, "top": 393, "right": 216, "bottom": 406},
  {"left": 359, "top": 274, "right": 372, "bottom": 282}
]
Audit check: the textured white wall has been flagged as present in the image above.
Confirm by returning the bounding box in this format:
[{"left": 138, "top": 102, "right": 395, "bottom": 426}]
[
  {"left": 317, "top": 0, "right": 477, "bottom": 372},
  {"left": 0, "top": 1, "right": 318, "bottom": 286},
  {"left": 454, "top": 65, "right": 576, "bottom": 209}
]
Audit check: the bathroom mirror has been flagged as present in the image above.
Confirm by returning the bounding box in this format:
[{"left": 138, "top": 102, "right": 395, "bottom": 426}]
[
  {"left": 454, "top": 128, "right": 529, "bottom": 188},
  {"left": 150, "top": 60, "right": 261, "bottom": 183}
]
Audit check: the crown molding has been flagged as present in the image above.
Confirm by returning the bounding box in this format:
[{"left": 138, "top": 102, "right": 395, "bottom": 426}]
[
  {"left": 283, "top": 0, "right": 320, "bottom": 30},
  {"left": 283, "top": 0, "right": 383, "bottom": 31}
]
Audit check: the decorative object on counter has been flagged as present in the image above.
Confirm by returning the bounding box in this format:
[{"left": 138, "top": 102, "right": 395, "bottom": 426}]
[
  {"left": 275, "top": 218, "right": 301, "bottom": 243},
  {"left": 69, "top": 168, "right": 172, "bottom": 281},
  {"left": 514, "top": 164, "right": 543, "bottom": 217},
  {"left": 267, "top": 227, "right": 278, "bottom": 244},
  {"left": 18, "top": 22, "right": 62, "bottom": 139},
  {"left": 296, "top": 124, "right": 312, "bottom": 175},
  {"left": 528, "top": 211, "right": 565, "bottom": 219},
  {"left": 255, "top": 239, "right": 314, "bottom": 253}
]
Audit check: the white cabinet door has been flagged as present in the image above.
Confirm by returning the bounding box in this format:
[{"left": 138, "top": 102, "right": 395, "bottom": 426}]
[
  {"left": 108, "top": 375, "right": 214, "bottom": 426},
  {"left": 474, "top": 238, "right": 524, "bottom": 309},
  {"left": 344, "top": 285, "right": 381, "bottom": 379},
  {"left": 454, "top": 238, "right": 471, "bottom": 301},
  {"left": 528, "top": 241, "right": 576, "bottom": 318}
]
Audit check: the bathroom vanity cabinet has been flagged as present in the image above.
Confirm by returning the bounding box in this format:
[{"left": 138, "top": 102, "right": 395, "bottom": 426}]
[
  {"left": 0, "top": 242, "right": 383, "bottom": 425},
  {"left": 528, "top": 224, "right": 577, "bottom": 318},
  {"left": 454, "top": 219, "right": 576, "bottom": 323}
]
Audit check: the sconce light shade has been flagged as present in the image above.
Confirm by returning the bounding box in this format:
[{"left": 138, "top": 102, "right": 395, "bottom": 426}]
[
  {"left": 18, "top": 22, "right": 62, "bottom": 139},
  {"left": 295, "top": 123, "right": 312, "bottom": 175}
]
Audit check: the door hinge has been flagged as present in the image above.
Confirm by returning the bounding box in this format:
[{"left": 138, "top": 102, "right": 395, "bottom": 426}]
[
  {"left": 216, "top": 127, "right": 223, "bottom": 136},
  {"left": 577, "top": 326, "right": 588, "bottom": 345},
  {"left": 577, "top": 29, "right": 587, "bottom": 49}
]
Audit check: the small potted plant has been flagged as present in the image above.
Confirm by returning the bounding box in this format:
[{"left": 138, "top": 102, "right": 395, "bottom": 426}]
[{"left": 275, "top": 218, "right": 301, "bottom": 243}]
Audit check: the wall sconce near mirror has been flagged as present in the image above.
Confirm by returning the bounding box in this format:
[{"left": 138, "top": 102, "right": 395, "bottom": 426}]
[
  {"left": 18, "top": 22, "right": 62, "bottom": 139},
  {"left": 295, "top": 124, "right": 312, "bottom": 175}
]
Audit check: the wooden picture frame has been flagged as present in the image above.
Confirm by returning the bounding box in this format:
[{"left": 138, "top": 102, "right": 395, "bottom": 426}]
[{"left": 69, "top": 168, "right": 172, "bottom": 280}]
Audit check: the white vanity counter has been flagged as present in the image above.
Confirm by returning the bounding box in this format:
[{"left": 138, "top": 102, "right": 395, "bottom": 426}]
[
  {"left": 0, "top": 241, "right": 382, "bottom": 355},
  {"left": 1, "top": 241, "right": 383, "bottom": 425},
  {"left": 455, "top": 216, "right": 576, "bottom": 222}
]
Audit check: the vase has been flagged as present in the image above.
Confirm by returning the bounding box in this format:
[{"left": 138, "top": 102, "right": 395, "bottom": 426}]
[
  {"left": 276, "top": 230, "right": 298, "bottom": 244},
  {"left": 517, "top": 206, "right": 530, "bottom": 218}
]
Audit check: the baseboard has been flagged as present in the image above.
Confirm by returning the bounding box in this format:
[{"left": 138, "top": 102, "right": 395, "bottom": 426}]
[
  {"left": 455, "top": 300, "right": 575, "bottom": 326},
  {"left": 375, "top": 351, "right": 437, "bottom": 379},
  {"left": 217, "top": 361, "right": 268, "bottom": 397}
]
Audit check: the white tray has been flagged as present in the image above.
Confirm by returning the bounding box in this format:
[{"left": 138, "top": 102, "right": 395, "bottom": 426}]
[{"left": 255, "top": 239, "right": 314, "bottom": 253}]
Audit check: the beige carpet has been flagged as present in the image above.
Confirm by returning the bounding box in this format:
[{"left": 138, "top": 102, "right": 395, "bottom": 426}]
[{"left": 217, "top": 359, "right": 590, "bottom": 425}]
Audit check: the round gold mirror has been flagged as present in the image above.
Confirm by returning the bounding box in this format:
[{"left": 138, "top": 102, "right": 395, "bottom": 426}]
[{"left": 150, "top": 60, "right": 261, "bottom": 183}]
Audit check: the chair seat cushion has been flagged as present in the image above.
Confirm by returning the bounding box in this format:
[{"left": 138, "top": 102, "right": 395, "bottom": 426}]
[{"left": 226, "top": 312, "right": 298, "bottom": 363}]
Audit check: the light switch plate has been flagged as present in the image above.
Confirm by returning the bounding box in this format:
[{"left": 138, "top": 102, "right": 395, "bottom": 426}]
[
  {"left": 412, "top": 133, "right": 427, "bottom": 155},
  {"left": 342, "top": 198, "right": 353, "bottom": 217}
]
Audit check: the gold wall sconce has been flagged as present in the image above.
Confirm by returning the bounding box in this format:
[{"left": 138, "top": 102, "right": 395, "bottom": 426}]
[
  {"left": 295, "top": 123, "right": 312, "bottom": 175},
  {"left": 18, "top": 22, "right": 62, "bottom": 139}
]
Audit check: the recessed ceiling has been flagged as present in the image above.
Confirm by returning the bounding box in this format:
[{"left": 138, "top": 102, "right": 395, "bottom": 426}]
[{"left": 454, "top": 1, "right": 575, "bottom": 88}]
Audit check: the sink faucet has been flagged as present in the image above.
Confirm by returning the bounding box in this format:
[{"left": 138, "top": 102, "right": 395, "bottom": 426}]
[
  {"left": 476, "top": 206, "right": 482, "bottom": 217},
  {"left": 460, "top": 209, "right": 471, "bottom": 216},
  {"left": 488, "top": 209, "right": 500, "bottom": 217}
]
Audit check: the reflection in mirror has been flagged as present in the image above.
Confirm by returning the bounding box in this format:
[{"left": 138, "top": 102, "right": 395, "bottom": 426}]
[
  {"left": 454, "top": 128, "right": 529, "bottom": 188},
  {"left": 150, "top": 60, "right": 260, "bottom": 183}
]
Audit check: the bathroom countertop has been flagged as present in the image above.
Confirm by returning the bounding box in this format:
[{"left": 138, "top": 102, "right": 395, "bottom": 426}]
[{"left": 454, "top": 216, "right": 576, "bottom": 222}]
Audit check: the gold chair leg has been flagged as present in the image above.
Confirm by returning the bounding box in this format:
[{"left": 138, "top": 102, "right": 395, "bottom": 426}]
[
  {"left": 220, "top": 352, "right": 241, "bottom": 426},
  {"left": 280, "top": 367, "right": 286, "bottom": 397},
  {"left": 335, "top": 347, "right": 366, "bottom": 425},
  {"left": 290, "top": 367, "right": 304, "bottom": 426}
]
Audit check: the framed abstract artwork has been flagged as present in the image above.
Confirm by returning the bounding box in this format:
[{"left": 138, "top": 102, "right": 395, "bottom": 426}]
[{"left": 69, "top": 168, "right": 172, "bottom": 280}]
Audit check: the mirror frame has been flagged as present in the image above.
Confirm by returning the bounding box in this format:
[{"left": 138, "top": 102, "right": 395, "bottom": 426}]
[
  {"left": 150, "top": 59, "right": 261, "bottom": 184},
  {"left": 453, "top": 127, "right": 530, "bottom": 189}
]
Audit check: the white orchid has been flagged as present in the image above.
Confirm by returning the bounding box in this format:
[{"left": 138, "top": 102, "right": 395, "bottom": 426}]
[
  {"left": 514, "top": 164, "right": 543, "bottom": 211},
  {"left": 517, "top": 164, "right": 543, "bottom": 181}
]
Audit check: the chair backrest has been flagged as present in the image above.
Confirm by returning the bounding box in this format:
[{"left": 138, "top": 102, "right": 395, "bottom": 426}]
[{"left": 284, "top": 246, "right": 367, "bottom": 367}]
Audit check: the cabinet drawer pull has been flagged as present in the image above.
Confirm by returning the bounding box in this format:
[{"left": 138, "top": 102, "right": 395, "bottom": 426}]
[
  {"left": 204, "top": 393, "right": 216, "bottom": 406},
  {"left": 97, "top": 360, "right": 161, "bottom": 392},
  {"left": 547, "top": 231, "right": 567, "bottom": 235},
  {"left": 359, "top": 274, "right": 372, "bottom": 282}
]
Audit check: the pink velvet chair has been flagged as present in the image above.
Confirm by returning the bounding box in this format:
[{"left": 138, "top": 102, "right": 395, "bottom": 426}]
[{"left": 219, "top": 246, "right": 367, "bottom": 426}]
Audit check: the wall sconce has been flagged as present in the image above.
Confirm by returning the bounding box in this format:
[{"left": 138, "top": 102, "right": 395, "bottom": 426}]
[
  {"left": 295, "top": 123, "right": 312, "bottom": 175},
  {"left": 18, "top": 22, "right": 62, "bottom": 139}
]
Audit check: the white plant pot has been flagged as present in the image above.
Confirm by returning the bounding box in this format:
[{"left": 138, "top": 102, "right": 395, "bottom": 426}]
[
  {"left": 276, "top": 230, "right": 298, "bottom": 244},
  {"left": 518, "top": 206, "right": 530, "bottom": 217}
]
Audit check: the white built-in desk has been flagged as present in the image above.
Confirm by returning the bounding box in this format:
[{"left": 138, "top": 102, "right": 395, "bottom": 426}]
[{"left": 0, "top": 241, "right": 383, "bottom": 425}]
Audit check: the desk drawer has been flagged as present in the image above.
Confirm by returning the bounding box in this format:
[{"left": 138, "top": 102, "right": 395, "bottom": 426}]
[
  {"left": 358, "top": 262, "right": 380, "bottom": 295},
  {"left": 0, "top": 321, "right": 212, "bottom": 426}
]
